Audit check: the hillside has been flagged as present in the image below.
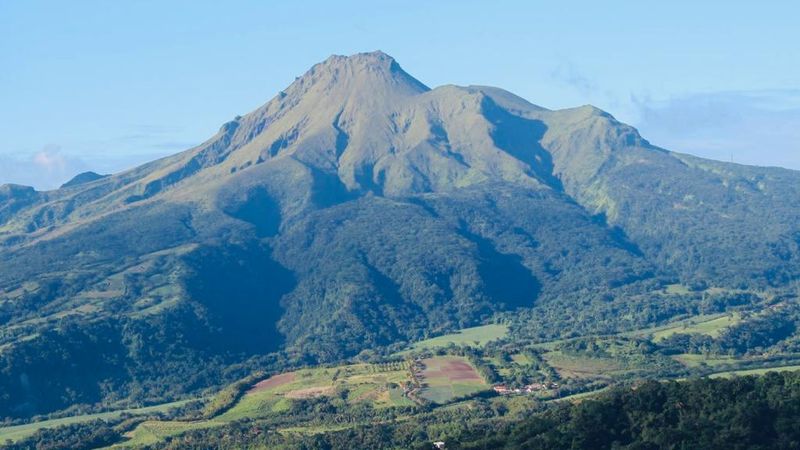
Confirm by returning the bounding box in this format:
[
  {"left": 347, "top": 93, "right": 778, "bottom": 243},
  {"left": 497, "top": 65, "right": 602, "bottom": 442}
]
[{"left": 1, "top": 51, "right": 800, "bottom": 419}]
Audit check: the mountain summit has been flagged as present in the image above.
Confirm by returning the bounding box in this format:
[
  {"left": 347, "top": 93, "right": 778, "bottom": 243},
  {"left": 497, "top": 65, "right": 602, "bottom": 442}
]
[{"left": 2, "top": 52, "right": 800, "bottom": 418}]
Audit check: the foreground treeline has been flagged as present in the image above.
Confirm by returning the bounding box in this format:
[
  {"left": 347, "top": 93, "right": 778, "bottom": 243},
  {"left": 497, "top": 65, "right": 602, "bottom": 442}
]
[
  {"left": 92, "top": 371, "right": 799, "bottom": 450},
  {"left": 457, "top": 372, "right": 800, "bottom": 450}
]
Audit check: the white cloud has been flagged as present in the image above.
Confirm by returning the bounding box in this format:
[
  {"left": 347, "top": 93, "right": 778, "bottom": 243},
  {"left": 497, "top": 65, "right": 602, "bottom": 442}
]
[
  {"left": 0, "top": 147, "right": 89, "bottom": 190},
  {"left": 0, "top": 122, "right": 194, "bottom": 190},
  {"left": 32, "top": 146, "right": 72, "bottom": 172}
]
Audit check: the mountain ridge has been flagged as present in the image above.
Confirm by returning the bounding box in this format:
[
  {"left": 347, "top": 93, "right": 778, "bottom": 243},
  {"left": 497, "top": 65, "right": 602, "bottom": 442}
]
[{"left": 1, "top": 51, "right": 800, "bottom": 418}]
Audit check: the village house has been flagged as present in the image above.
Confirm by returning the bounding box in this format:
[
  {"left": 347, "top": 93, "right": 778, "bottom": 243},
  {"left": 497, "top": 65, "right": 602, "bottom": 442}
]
[{"left": 493, "top": 382, "right": 559, "bottom": 395}]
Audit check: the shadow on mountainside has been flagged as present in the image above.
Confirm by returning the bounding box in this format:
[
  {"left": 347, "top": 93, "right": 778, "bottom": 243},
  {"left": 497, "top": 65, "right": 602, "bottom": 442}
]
[
  {"left": 481, "top": 97, "right": 564, "bottom": 192},
  {"left": 459, "top": 224, "right": 541, "bottom": 309},
  {"left": 182, "top": 243, "right": 295, "bottom": 355}
]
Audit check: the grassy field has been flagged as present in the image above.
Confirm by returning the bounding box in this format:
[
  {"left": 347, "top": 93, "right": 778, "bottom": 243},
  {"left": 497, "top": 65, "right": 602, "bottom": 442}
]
[
  {"left": 528, "top": 314, "right": 734, "bottom": 352},
  {"left": 0, "top": 399, "right": 197, "bottom": 443},
  {"left": 708, "top": 365, "right": 800, "bottom": 379},
  {"left": 510, "top": 353, "right": 532, "bottom": 365},
  {"left": 402, "top": 324, "right": 508, "bottom": 353},
  {"left": 115, "top": 419, "right": 223, "bottom": 447},
  {"left": 219, "top": 362, "right": 416, "bottom": 420},
  {"left": 651, "top": 313, "right": 740, "bottom": 342},
  {"left": 542, "top": 351, "right": 627, "bottom": 379},
  {"left": 8, "top": 302, "right": 789, "bottom": 447},
  {"left": 550, "top": 386, "right": 611, "bottom": 403},
  {"left": 116, "top": 362, "right": 417, "bottom": 447},
  {"left": 663, "top": 283, "right": 693, "bottom": 295},
  {"left": 659, "top": 284, "right": 763, "bottom": 299},
  {"left": 672, "top": 353, "right": 739, "bottom": 368},
  {"left": 417, "top": 356, "right": 489, "bottom": 404}
]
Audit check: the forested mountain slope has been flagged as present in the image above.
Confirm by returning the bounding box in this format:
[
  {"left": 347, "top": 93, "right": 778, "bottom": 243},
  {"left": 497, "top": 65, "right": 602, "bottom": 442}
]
[{"left": 1, "top": 51, "right": 799, "bottom": 418}]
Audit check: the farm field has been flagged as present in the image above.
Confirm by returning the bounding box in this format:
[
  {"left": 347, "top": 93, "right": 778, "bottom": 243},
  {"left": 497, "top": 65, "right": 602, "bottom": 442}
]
[
  {"left": 114, "top": 362, "right": 417, "bottom": 447},
  {"left": 0, "top": 398, "right": 197, "bottom": 443},
  {"left": 416, "top": 356, "right": 489, "bottom": 404},
  {"left": 9, "top": 305, "right": 799, "bottom": 448},
  {"left": 541, "top": 351, "right": 628, "bottom": 379},
  {"left": 402, "top": 324, "right": 508, "bottom": 353}
]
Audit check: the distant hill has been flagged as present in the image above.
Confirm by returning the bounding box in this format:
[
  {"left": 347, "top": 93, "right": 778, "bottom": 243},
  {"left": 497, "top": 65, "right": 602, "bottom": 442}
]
[{"left": 1, "top": 51, "right": 799, "bottom": 418}]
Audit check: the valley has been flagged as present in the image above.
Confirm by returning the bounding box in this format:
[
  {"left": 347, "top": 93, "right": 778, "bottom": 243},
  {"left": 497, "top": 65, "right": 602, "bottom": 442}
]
[{"left": 5, "top": 284, "right": 800, "bottom": 447}]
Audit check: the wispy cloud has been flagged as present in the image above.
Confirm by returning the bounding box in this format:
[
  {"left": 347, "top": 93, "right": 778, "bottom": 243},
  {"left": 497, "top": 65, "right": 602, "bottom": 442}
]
[
  {"left": 632, "top": 90, "right": 800, "bottom": 170},
  {"left": 0, "top": 123, "right": 196, "bottom": 190},
  {"left": 547, "top": 62, "right": 800, "bottom": 171},
  {"left": 549, "top": 62, "right": 599, "bottom": 96},
  {"left": 0, "top": 146, "right": 89, "bottom": 190},
  {"left": 547, "top": 61, "right": 639, "bottom": 121}
]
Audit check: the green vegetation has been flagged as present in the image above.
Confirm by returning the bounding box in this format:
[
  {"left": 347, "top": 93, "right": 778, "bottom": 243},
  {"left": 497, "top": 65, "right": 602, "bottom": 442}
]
[
  {"left": 542, "top": 352, "right": 626, "bottom": 379},
  {"left": 201, "top": 371, "right": 266, "bottom": 419},
  {"left": 112, "top": 361, "right": 420, "bottom": 447},
  {"left": 672, "top": 353, "right": 738, "bottom": 368},
  {"left": 708, "top": 364, "right": 800, "bottom": 379},
  {"left": 10, "top": 316, "right": 800, "bottom": 448},
  {"left": 117, "top": 419, "right": 224, "bottom": 448},
  {"left": 0, "top": 398, "right": 196, "bottom": 443},
  {"left": 5, "top": 52, "right": 800, "bottom": 450},
  {"left": 403, "top": 324, "right": 508, "bottom": 353},
  {"left": 90, "top": 371, "right": 800, "bottom": 449},
  {"left": 455, "top": 372, "right": 800, "bottom": 449},
  {"left": 651, "top": 313, "right": 741, "bottom": 342}
]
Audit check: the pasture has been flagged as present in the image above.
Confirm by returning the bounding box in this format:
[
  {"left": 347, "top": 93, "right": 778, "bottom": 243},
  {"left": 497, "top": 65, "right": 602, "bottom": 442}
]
[
  {"left": 708, "top": 364, "right": 800, "bottom": 379},
  {"left": 542, "top": 351, "right": 627, "bottom": 379},
  {"left": 403, "top": 324, "right": 508, "bottom": 353},
  {"left": 672, "top": 353, "right": 738, "bottom": 368},
  {"left": 651, "top": 313, "right": 740, "bottom": 342},
  {"left": 117, "top": 362, "right": 418, "bottom": 446}
]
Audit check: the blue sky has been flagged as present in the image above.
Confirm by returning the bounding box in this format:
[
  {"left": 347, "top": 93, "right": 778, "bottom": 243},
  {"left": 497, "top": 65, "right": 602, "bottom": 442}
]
[{"left": 1, "top": 1, "right": 799, "bottom": 189}]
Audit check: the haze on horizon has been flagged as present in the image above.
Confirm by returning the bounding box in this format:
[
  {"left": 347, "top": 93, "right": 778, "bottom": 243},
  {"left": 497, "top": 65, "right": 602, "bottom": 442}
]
[{"left": 1, "top": 0, "right": 799, "bottom": 189}]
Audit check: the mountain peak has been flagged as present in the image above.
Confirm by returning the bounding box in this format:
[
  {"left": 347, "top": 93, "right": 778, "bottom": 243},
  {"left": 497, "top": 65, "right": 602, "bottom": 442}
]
[
  {"left": 313, "top": 51, "right": 411, "bottom": 79},
  {"left": 287, "top": 51, "right": 430, "bottom": 100},
  {"left": 321, "top": 50, "right": 397, "bottom": 69}
]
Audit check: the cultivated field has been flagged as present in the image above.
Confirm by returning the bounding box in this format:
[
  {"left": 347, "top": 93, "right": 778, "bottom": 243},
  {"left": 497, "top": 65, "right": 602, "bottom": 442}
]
[
  {"left": 416, "top": 356, "right": 489, "bottom": 403},
  {"left": 116, "top": 362, "right": 417, "bottom": 447}
]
